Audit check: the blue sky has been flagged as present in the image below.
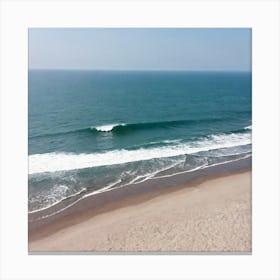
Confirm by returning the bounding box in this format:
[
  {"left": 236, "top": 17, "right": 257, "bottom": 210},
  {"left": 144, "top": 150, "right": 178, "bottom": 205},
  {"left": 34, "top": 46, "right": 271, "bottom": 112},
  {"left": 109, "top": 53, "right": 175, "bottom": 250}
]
[{"left": 29, "top": 28, "right": 251, "bottom": 71}]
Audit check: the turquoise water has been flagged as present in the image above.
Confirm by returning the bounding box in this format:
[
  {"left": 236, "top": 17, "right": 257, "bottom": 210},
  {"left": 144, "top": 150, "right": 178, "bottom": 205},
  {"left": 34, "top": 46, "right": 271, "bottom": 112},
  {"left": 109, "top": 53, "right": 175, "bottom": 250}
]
[{"left": 28, "top": 70, "right": 252, "bottom": 212}]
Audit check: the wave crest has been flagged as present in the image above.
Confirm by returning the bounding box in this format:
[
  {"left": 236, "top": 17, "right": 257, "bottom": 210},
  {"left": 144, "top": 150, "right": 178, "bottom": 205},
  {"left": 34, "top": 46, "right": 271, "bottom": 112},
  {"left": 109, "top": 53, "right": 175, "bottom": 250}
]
[
  {"left": 30, "top": 119, "right": 251, "bottom": 139},
  {"left": 29, "top": 130, "right": 251, "bottom": 175},
  {"left": 92, "top": 123, "right": 125, "bottom": 132},
  {"left": 90, "top": 118, "right": 223, "bottom": 134}
]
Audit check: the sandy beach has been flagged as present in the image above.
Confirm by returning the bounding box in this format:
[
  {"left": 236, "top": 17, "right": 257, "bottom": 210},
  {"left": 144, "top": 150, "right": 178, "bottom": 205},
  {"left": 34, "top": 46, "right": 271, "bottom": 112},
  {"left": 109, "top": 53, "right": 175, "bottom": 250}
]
[{"left": 29, "top": 170, "right": 251, "bottom": 253}]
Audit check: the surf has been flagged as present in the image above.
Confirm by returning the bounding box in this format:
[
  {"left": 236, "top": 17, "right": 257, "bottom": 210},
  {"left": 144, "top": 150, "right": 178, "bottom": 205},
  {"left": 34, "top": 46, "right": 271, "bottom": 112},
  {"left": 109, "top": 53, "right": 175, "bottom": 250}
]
[{"left": 29, "top": 130, "right": 251, "bottom": 175}]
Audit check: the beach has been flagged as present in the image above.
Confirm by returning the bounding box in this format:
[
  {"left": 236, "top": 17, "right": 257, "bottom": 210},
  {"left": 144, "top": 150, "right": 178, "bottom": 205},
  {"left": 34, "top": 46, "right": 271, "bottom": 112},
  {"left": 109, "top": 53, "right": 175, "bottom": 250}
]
[{"left": 29, "top": 169, "right": 251, "bottom": 253}]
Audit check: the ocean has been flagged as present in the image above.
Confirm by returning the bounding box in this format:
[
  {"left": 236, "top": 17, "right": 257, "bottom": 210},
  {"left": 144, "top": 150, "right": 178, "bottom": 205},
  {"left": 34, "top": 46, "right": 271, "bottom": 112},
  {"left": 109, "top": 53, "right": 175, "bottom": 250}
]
[{"left": 28, "top": 70, "right": 252, "bottom": 213}]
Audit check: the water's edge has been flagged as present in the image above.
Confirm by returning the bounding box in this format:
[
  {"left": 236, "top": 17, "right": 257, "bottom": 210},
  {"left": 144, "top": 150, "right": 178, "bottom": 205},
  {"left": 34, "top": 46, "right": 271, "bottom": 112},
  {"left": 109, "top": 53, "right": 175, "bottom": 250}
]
[{"left": 28, "top": 156, "right": 251, "bottom": 240}]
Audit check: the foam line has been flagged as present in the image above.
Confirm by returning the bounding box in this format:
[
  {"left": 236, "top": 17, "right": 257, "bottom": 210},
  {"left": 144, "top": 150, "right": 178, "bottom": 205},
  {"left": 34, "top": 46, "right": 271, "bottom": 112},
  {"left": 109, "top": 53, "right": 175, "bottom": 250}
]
[{"left": 29, "top": 131, "right": 251, "bottom": 175}]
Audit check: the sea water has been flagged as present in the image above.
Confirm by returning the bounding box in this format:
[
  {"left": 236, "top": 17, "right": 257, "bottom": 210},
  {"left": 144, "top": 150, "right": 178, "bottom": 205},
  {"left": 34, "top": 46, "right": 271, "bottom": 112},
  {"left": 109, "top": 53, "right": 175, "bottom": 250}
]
[{"left": 28, "top": 70, "right": 252, "bottom": 212}]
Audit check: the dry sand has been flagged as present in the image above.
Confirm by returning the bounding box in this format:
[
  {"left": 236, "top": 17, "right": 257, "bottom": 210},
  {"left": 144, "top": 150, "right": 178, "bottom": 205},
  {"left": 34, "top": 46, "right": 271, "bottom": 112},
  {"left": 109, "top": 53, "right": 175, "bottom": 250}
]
[{"left": 29, "top": 171, "right": 251, "bottom": 253}]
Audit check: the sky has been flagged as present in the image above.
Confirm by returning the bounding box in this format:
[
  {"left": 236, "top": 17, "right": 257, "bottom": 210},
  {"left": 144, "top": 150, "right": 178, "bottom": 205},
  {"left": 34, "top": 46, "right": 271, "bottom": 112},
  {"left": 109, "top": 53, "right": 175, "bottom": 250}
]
[{"left": 29, "top": 28, "right": 251, "bottom": 71}]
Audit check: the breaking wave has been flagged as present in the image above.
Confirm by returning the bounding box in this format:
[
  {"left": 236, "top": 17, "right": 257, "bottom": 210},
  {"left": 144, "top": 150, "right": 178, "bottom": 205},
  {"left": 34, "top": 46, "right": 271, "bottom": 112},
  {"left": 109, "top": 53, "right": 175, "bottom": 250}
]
[{"left": 29, "top": 129, "right": 251, "bottom": 175}]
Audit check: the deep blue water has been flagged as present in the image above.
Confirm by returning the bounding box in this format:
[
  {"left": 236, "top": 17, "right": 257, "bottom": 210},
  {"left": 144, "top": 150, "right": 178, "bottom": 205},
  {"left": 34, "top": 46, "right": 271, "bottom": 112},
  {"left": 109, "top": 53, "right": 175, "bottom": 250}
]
[{"left": 28, "top": 70, "right": 252, "bottom": 212}]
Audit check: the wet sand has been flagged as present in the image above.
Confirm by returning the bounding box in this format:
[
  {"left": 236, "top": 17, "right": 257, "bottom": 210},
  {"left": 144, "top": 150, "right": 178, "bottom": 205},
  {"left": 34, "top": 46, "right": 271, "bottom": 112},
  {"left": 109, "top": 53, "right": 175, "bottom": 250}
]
[{"left": 29, "top": 170, "right": 251, "bottom": 253}]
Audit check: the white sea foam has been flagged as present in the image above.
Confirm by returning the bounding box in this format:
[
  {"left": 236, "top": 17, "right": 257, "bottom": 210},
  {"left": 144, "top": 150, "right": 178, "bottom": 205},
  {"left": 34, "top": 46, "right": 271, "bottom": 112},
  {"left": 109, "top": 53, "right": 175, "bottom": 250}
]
[
  {"left": 126, "top": 161, "right": 179, "bottom": 184},
  {"left": 245, "top": 125, "right": 252, "bottom": 130},
  {"left": 29, "top": 132, "right": 251, "bottom": 175},
  {"left": 162, "top": 139, "right": 182, "bottom": 144},
  {"left": 28, "top": 187, "right": 87, "bottom": 214},
  {"left": 153, "top": 153, "right": 251, "bottom": 179},
  {"left": 93, "top": 123, "right": 125, "bottom": 132},
  {"left": 83, "top": 179, "right": 122, "bottom": 198},
  {"left": 146, "top": 139, "right": 181, "bottom": 145},
  {"left": 29, "top": 152, "right": 252, "bottom": 219}
]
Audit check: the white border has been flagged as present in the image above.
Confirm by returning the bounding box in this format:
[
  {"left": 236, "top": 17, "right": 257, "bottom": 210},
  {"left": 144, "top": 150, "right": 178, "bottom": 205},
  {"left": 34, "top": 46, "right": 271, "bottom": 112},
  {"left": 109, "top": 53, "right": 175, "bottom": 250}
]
[{"left": 0, "top": 0, "right": 279, "bottom": 279}]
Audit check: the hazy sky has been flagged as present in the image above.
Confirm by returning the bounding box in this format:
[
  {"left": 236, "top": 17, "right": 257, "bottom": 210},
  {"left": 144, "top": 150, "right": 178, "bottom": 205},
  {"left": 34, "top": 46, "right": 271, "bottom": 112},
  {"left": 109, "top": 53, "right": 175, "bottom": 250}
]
[{"left": 29, "top": 28, "right": 251, "bottom": 71}]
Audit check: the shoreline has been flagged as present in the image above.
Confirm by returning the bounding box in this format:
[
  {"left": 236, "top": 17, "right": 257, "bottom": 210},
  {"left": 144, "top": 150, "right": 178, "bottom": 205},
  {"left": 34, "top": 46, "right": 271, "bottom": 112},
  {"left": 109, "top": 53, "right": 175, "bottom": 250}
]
[
  {"left": 29, "top": 157, "right": 251, "bottom": 232},
  {"left": 29, "top": 157, "right": 251, "bottom": 252}
]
